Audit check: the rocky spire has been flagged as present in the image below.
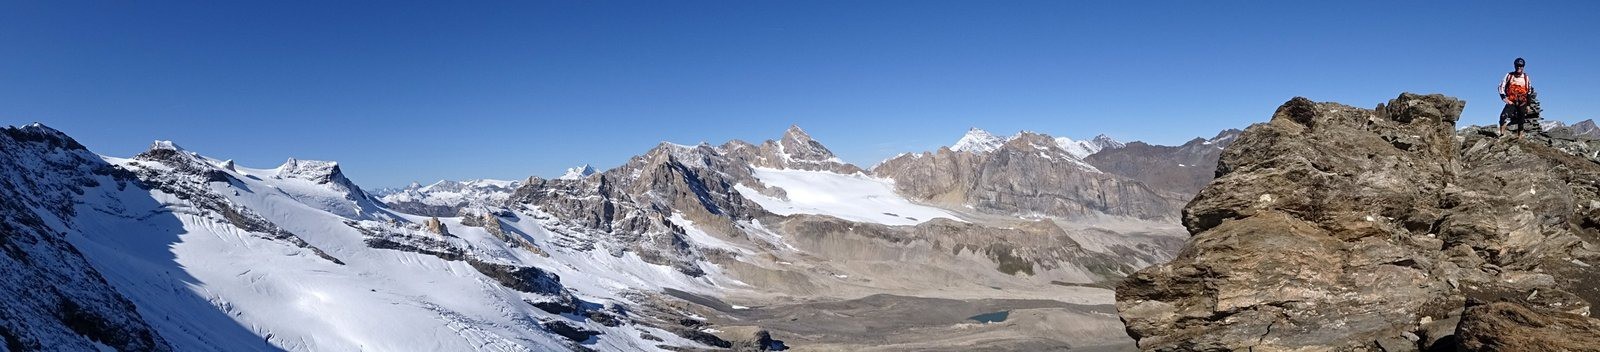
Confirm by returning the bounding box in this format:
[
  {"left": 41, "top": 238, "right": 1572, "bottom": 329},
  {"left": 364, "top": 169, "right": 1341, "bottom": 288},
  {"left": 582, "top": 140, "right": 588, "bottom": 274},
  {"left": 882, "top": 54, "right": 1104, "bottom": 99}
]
[
  {"left": 777, "top": 124, "right": 840, "bottom": 162},
  {"left": 423, "top": 217, "right": 450, "bottom": 236}
]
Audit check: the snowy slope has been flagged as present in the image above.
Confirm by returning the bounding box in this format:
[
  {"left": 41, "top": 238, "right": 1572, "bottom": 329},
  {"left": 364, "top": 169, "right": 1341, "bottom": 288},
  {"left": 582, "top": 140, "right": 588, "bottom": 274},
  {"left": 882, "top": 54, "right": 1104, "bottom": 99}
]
[
  {"left": 31, "top": 139, "right": 725, "bottom": 351},
  {"left": 4, "top": 123, "right": 1173, "bottom": 351},
  {"left": 735, "top": 168, "right": 963, "bottom": 226}
]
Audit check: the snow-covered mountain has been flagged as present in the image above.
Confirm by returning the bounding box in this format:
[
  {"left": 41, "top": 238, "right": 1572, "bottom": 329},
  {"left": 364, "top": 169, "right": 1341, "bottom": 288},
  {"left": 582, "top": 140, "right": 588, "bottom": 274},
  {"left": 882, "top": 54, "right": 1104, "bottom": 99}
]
[
  {"left": 949, "top": 128, "right": 1006, "bottom": 153},
  {"left": 1054, "top": 134, "right": 1123, "bottom": 159},
  {"left": 2, "top": 123, "right": 1234, "bottom": 351},
  {"left": 946, "top": 127, "right": 1124, "bottom": 160},
  {"left": 558, "top": 165, "right": 597, "bottom": 180},
  {"left": 379, "top": 178, "right": 523, "bottom": 217},
  {"left": 0, "top": 124, "right": 762, "bottom": 351}
]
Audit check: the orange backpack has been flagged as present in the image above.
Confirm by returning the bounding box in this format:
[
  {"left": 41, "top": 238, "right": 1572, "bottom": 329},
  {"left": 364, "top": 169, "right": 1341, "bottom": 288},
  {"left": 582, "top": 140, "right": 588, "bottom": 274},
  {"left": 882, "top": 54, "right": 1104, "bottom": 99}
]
[{"left": 1506, "top": 73, "right": 1530, "bottom": 104}]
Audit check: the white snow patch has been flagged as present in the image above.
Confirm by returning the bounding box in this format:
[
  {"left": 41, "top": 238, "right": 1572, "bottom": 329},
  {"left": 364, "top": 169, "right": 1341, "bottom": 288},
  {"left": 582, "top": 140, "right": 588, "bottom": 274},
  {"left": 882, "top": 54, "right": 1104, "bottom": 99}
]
[
  {"left": 736, "top": 168, "right": 963, "bottom": 226},
  {"left": 668, "top": 213, "right": 749, "bottom": 254}
]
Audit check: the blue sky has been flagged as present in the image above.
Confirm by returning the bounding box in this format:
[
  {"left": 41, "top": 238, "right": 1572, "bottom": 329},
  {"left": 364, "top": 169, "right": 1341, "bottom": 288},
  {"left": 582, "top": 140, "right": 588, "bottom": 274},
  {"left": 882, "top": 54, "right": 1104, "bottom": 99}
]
[{"left": 3, "top": 1, "right": 1597, "bottom": 187}]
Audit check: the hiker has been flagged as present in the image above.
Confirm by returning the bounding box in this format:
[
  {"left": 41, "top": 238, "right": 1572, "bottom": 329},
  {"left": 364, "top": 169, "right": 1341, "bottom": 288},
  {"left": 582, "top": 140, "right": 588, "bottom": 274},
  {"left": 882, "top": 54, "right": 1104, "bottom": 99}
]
[{"left": 1499, "top": 57, "right": 1533, "bottom": 139}]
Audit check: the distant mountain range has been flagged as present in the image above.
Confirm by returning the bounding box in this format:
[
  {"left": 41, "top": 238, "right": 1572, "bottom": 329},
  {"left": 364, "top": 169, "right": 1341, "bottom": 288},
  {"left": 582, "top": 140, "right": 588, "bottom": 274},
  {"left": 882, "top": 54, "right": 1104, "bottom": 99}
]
[{"left": 0, "top": 122, "right": 1240, "bottom": 351}]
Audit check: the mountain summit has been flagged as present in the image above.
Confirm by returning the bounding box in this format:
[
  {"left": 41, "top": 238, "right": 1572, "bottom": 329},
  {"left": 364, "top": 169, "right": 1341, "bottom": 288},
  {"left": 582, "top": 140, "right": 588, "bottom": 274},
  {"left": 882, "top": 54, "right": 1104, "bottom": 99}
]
[
  {"left": 950, "top": 128, "right": 1006, "bottom": 153},
  {"left": 1117, "top": 93, "right": 1600, "bottom": 350}
]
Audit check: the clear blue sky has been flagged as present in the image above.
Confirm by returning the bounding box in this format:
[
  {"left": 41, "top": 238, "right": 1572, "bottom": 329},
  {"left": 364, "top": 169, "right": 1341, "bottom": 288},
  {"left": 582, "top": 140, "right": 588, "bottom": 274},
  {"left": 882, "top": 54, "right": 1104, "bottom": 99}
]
[{"left": 3, "top": 1, "right": 1597, "bottom": 187}]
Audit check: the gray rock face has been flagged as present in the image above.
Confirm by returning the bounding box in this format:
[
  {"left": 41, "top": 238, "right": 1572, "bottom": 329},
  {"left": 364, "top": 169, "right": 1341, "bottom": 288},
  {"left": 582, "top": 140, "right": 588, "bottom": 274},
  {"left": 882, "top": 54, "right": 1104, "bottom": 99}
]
[
  {"left": 1086, "top": 129, "right": 1242, "bottom": 195},
  {"left": 508, "top": 138, "right": 774, "bottom": 276},
  {"left": 0, "top": 124, "right": 171, "bottom": 351},
  {"left": 874, "top": 131, "right": 1189, "bottom": 221},
  {"left": 1570, "top": 119, "right": 1600, "bottom": 139},
  {"left": 1116, "top": 93, "right": 1600, "bottom": 351},
  {"left": 736, "top": 125, "right": 863, "bottom": 174}
]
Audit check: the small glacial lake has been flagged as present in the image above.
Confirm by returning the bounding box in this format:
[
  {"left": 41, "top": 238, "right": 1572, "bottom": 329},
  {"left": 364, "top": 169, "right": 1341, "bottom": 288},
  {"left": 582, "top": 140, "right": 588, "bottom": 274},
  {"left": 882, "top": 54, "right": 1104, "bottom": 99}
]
[{"left": 968, "top": 310, "right": 1010, "bottom": 323}]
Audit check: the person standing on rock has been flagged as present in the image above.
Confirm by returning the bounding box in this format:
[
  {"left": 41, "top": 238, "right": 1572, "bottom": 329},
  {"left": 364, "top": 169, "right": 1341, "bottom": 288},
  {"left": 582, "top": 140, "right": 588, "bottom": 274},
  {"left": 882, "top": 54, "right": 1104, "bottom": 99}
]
[{"left": 1499, "top": 57, "right": 1534, "bottom": 139}]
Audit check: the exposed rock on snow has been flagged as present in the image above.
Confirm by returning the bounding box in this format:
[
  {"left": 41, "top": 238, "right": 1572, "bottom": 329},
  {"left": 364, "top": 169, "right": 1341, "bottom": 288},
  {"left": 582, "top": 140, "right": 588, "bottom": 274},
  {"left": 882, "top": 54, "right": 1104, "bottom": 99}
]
[{"left": 423, "top": 217, "right": 450, "bottom": 236}]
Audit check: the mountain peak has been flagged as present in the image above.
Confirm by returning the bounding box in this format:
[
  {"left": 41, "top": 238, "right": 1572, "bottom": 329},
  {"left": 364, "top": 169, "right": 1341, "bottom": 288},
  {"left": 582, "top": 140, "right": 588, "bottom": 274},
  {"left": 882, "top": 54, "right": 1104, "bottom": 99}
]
[
  {"left": 276, "top": 158, "right": 344, "bottom": 184},
  {"left": 1567, "top": 119, "right": 1600, "bottom": 138},
  {"left": 775, "top": 126, "right": 842, "bottom": 162},
  {"left": 1573, "top": 119, "right": 1598, "bottom": 129},
  {"left": 1091, "top": 134, "right": 1125, "bottom": 149},
  {"left": 950, "top": 128, "right": 1004, "bottom": 153},
  {"left": 4, "top": 123, "right": 87, "bottom": 150},
  {"left": 782, "top": 124, "right": 813, "bottom": 143},
  {"left": 133, "top": 140, "right": 205, "bottom": 165},
  {"left": 1203, "top": 129, "right": 1244, "bottom": 147},
  {"left": 559, "top": 164, "right": 597, "bottom": 180},
  {"left": 149, "top": 140, "right": 185, "bottom": 152}
]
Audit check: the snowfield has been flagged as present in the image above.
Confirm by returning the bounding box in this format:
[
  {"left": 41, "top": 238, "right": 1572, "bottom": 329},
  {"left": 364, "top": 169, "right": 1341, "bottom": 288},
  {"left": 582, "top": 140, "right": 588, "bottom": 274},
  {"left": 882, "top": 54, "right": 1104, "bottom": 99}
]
[
  {"left": 56, "top": 145, "right": 720, "bottom": 352},
  {"left": 736, "top": 167, "right": 963, "bottom": 226}
]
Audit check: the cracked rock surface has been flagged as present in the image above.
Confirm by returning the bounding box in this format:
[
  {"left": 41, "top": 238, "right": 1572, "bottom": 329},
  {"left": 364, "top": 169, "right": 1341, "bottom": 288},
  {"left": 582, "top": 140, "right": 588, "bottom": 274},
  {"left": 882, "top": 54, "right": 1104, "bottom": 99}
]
[{"left": 1116, "top": 93, "right": 1600, "bottom": 351}]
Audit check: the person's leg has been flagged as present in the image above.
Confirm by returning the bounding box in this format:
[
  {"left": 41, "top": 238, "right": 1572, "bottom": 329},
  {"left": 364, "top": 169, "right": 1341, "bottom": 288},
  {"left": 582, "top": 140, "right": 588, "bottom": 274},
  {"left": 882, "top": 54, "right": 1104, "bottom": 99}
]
[
  {"left": 1500, "top": 104, "right": 1516, "bottom": 137},
  {"left": 1512, "top": 105, "right": 1527, "bottom": 140}
]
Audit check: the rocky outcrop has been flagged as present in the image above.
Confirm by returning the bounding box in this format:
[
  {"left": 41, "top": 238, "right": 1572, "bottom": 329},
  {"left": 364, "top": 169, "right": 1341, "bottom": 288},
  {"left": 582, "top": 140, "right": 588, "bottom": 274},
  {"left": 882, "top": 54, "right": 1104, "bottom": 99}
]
[
  {"left": 1455, "top": 300, "right": 1600, "bottom": 351},
  {"left": 1116, "top": 93, "right": 1600, "bottom": 351},
  {"left": 874, "top": 131, "right": 1189, "bottom": 221},
  {"left": 423, "top": 217, "right": 450, "bottom": 236}
]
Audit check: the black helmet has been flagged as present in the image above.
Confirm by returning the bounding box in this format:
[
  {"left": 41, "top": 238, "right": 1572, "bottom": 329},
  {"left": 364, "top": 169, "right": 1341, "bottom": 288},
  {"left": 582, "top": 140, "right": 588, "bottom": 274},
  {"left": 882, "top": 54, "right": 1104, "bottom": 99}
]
[{"left": 1515, "top": 57, "right": 1526, "bottom": 67}]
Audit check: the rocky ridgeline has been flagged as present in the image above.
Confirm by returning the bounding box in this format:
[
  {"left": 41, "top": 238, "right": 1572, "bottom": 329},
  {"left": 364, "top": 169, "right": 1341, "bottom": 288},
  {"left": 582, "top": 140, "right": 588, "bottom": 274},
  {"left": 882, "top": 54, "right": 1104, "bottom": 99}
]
[
  {"left": 508, "top": 126, "right": 856, "bottom": 276},
  {"left": 1116, "top": 93, "right": 1600, "bottom": 351}
]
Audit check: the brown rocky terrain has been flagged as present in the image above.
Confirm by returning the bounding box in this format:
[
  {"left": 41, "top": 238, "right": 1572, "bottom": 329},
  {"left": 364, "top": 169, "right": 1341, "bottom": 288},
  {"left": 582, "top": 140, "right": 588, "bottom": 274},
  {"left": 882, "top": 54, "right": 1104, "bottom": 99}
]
[
  {"left": 874, "top": 131, "right": 1190, "bottom": 221},
  {"left": 1116, "top": 93, "right": 1600, "bottom": 351}
]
